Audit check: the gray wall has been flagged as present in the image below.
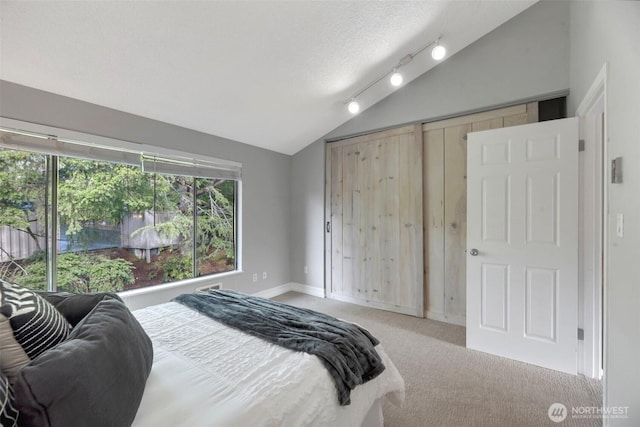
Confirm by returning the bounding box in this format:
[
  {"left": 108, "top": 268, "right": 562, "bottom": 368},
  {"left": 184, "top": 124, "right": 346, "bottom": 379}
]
[
  {"left": 0, "top": 81, "right": 291, "bottom": 309},
  {"left": 290, "top": 138, "right": 325, "bottom": 287},
  {"left": 291, "top": 1, "right": 571, "bottom": 290},
  {"left": 568, "top": 2, "right": 640, "bottom": 425}
]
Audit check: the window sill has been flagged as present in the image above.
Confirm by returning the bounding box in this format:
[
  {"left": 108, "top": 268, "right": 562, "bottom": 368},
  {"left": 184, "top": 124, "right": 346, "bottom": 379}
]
[{"left": 118, "top": 270, "right": 242, "bottom": 299}]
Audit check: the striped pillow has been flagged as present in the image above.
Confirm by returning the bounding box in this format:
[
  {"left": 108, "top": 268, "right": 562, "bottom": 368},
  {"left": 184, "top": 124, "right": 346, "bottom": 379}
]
[
  {"left": 0, "top": 372, "right": 19, "bottom": 427},
  {"left": 0, "top": 280, "right": 70, "bottom": 377}
]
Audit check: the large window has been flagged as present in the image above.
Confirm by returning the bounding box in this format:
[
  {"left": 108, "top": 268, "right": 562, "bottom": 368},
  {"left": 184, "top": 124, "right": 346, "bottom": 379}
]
[{"left": 0, "top": 127, "right": 240, "bottom": 293}]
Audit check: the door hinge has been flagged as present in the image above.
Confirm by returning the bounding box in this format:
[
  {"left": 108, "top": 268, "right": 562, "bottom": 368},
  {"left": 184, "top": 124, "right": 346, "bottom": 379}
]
[
  {"left": 578, "top": 140, "right": 585, "bottom": 152},
  {"left": 578, "top": 328, "right": 584, "bottom": 341}
]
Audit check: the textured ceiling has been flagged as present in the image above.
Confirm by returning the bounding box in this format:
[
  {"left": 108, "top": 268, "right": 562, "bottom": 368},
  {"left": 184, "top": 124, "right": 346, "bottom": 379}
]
[{"left": 0, "top": 1, "right": 536, "bottom": 155}]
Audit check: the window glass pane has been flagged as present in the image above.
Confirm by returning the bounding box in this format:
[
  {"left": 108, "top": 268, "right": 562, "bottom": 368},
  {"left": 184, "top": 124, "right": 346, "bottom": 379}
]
[
  {"left": 196, "top": 179, "right": 236, "bottom": 276},
  {"left": 150, "top": 175, "right": 194, "bottom": 284},
  {"left": 0, "top": 148, "right": 47, "bottom": 289},
  {"left": 56, "top": 158, "right": 195, "bottom": 292},
  {"left": 57, "top": 158, "right": 139, "bottom": 293}
]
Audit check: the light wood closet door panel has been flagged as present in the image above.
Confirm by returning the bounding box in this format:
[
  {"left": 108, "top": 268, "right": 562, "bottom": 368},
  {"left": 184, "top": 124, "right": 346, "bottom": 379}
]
[
  {"left": 326, "top": 126, "right": 423, "bottom": 317},
  {"left": 330, "top": 146, "right": 345, "bottom": 296},
  {"left": 443, "top": 124, "right": 471, "bottom": 320},
  {"left": 423, "top": 129, "right": 445, "bottom": 317},
  {"left": 472, "top": 117, "right": 504, "bottom": 132},
  {"left": 423, "top": 102, "right": 538, "bottom": 325}
]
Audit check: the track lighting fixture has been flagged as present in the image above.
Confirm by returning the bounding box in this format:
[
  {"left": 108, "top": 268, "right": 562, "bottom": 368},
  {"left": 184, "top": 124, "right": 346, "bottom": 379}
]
[{"left": 345, "top": 36, "right": 445, "bottom": 114}]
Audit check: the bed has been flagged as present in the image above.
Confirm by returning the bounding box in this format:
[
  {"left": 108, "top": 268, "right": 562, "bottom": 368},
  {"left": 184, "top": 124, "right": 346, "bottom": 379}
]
[
  {"left": 0, "top": 283, "right": 404, "bottom": 427},
  {"left": 132, "top": 297, "right": 404, "bottom": 427}
]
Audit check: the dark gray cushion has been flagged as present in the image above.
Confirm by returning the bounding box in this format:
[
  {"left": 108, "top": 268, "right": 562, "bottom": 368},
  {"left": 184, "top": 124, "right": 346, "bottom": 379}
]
[
  {"left": 13, "top": 299, "right": 153, "bottom": 427},
  {"left": 38, "top": 291, "right": 122, "bottom": 327}
]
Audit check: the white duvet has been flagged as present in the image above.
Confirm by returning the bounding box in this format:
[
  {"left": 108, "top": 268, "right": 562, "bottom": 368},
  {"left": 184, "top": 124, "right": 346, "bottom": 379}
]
[{"left": 131, "top": 302, "right": 404, "bottom": 427}]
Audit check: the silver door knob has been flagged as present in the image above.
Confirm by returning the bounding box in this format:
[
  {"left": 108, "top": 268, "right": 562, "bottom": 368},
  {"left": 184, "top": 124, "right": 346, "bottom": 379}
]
[{"left": 469, "top": 248, "right": 479, "bottom": 256}]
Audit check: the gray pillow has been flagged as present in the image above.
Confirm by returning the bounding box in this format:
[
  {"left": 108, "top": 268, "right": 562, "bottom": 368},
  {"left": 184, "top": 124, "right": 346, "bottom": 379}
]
[
  {"left": 12, "top": 298, "right": 153, "bottom": 427},
  {"left": 38, "top": 291, "right": 122, "bottom": 327}
]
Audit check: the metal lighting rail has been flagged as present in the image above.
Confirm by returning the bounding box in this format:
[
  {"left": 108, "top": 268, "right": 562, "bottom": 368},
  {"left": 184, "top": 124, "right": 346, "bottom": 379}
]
[{"left": 344, "top": 35, "right": 442, "bottom": 106}]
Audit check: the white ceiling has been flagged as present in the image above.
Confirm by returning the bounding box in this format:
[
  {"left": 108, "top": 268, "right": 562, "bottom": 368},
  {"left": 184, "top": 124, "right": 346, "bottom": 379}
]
[{"left": 0, "top": 1, "right": 536, "bottom": 155}]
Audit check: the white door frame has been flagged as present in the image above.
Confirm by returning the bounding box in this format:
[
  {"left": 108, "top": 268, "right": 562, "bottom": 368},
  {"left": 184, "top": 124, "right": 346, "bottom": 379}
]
[{"left": 575, "top": 63, "right": 607, "bottom": 380}]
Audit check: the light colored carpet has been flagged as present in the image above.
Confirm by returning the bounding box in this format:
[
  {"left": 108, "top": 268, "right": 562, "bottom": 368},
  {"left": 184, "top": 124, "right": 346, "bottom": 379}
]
[{"left": 274, "top": 292, "right": 602, "bottom": 427}]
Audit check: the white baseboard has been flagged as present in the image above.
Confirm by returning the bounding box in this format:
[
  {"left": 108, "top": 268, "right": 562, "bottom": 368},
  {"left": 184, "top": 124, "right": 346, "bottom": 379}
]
[
  {"left": 426, "top": 310, "right": 466, "bottom": 327},
  {"left": 252, "top": 282, "right": 325, "bottom": 299},
  {"left": 290, "top": 282, "right": 326, "bottom": 298},
  {"left": 329, "top": 292, "right": 419, "bottom": 317},
  {"left": 252, "top": 283, "right": 292, "bottom": 299}
]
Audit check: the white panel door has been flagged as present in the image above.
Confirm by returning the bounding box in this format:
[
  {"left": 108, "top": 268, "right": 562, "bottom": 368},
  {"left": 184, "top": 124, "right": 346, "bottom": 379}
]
[{"left": 466, "top": 118, "right": 579, "bottom": 374}]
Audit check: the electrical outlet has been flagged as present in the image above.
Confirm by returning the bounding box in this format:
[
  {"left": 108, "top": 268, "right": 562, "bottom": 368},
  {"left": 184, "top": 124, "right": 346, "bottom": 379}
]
[
  {"left": 252, "top": 273, "right": 258, "bottom": 282},
  {"left": 262, "top": 271, "right": 267, "bottom": 280},
  {"left": 304, "top": 266, "right": 308, "bottom": 274}
]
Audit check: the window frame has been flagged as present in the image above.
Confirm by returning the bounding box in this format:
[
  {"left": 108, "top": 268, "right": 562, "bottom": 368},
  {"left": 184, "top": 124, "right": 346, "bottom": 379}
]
[{"left": 0, "top": 117, "right": 243, "bottom": 293}]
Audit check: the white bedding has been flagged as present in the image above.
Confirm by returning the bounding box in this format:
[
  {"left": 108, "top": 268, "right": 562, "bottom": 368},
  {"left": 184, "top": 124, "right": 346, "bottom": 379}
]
[{"left": 131, "top": 302, "right": 405, "bottom": 427}]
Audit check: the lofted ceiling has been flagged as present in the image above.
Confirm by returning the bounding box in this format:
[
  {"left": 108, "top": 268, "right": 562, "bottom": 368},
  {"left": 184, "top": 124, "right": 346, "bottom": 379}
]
[{"left": 0, "top": 1, "right": 536, "bottom": 155}]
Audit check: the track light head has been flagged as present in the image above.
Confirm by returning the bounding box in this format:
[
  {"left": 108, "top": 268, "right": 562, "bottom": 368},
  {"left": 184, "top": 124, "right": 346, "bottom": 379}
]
[
  {"left": 390, "top": 71, "right": 403, "bottom": 87},
  {"left": 347, "top": 100, "right": 360, "bottom": 114},
  {"left": 431, "top": 43, "right": 446, "bottom": 61}
]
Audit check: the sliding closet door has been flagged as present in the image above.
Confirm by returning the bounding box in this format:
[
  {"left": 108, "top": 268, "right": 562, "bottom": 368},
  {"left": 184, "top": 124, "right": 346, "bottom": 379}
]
[
  {"left": 423, "top": 103, "right": 538, "bottom": 325},
  {"left": 325, "top": 125, "right": 423, "bottom": 317}
]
